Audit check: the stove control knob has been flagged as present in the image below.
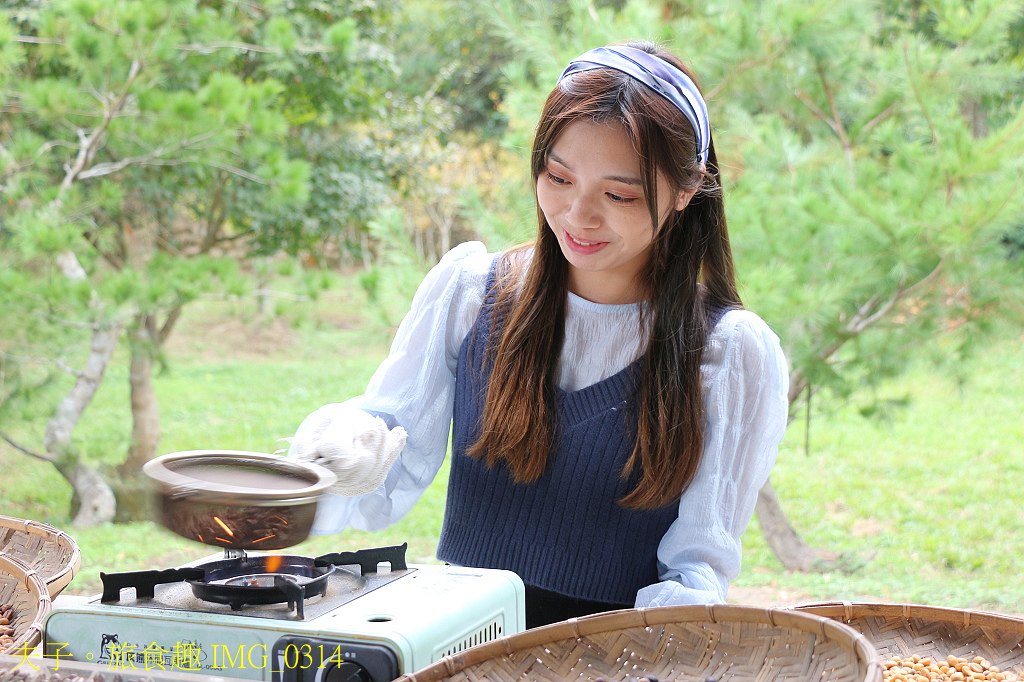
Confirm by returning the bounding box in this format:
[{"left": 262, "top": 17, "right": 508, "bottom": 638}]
[{"left": 323, "top": 661, "right": 371, "bottom": 682}]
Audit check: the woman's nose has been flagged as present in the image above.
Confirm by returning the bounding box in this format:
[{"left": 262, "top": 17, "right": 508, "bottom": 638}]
[{"left": 564, "top": 193, "right": 599, "bottom": 229}]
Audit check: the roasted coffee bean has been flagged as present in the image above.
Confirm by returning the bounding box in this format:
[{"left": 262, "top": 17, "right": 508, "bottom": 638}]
[{"left": 163, "top": 502, "right": 305, "bottom": 548}]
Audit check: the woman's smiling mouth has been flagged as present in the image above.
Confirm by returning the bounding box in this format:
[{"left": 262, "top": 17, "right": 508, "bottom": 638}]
[{"left": 564, "top": 228, "right": 609, "bottom": 253}]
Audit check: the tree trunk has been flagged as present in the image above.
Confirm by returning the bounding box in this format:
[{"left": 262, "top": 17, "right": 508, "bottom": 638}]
[
  {"left": 44, "top": 324, "right": 121, "bottom": 527},
  {"left": 959, "top": 98, "right": 988, "bottom": 139},
  {"left": 755, "top": 272, "right": 943, "bottom": 571},
  {"left": 751, "top": 374, "right": 842, "bottom": 572},
  {"left": 120, "top": 318, "right": 161, "bottom": 479},
  {"left": 59, "top": 460, "right": 117, "bottom": 527},
  {"left": 114, "top": 305, "right": 185, "bottom": 521},
  {"left": 256, "top": 256, "right": 271, "bottom": 318},
  {"left": 755, "top": 478, "right": 838, "bottom": 571}
]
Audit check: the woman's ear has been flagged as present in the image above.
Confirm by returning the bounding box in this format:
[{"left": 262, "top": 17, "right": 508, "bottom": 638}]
[{"left": 675, "top": 188, "right": 697, "bottom": 212}]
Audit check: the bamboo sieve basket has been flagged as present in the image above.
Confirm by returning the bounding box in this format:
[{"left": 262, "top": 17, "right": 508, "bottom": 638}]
[
  {"left": 399, "top": 604, "right": 883, "bottom": 682},
  {"left": 0, "top": 553, "right": 52, "bottom": 657},
  {"left": 0, "top": 516, "right": 81, "bottom": 599},
  {"left": 795, "top": 602, "right": 1024, "bottom": 677}
]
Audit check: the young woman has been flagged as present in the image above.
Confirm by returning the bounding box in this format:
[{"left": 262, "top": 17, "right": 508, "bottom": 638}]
[{"left": 289, "top": 41, "right": 789, "bottom": 629}]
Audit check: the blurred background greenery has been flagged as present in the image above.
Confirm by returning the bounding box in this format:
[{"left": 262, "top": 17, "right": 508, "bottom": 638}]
[{"left": 1, "top": 0, "right": 1023, "bottom": 609}]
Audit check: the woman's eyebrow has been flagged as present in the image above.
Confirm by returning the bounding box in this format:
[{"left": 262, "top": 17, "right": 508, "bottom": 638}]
[
  {"left": 548, "top": 152, "right": 642, "bottom": 186},
  {"left": 548, "top": 152, "right": 573, "bottom": 170},
  {"left": 604, "top": 173, "right": 643, "bottom": 186}
]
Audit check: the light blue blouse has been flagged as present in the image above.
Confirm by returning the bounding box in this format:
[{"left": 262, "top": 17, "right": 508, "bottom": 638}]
[{"left": 304, "top": 241, "right": 789, "bottom": 608}]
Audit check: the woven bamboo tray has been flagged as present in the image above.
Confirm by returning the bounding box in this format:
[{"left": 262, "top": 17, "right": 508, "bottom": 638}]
[
  {"left": 795, "top": 602, "right": 1024, "bottom": 677},
  {"left": 399, "top": 604, "right": 884, "bottom": 682},
  {"left": 0, "top": 554, "right": 51, "bottom": 657},
  {"left": 0, "top": 516, "right": 80, "bottom": 599}
]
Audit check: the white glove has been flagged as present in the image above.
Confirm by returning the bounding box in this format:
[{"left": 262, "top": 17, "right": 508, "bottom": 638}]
[{"left": 288, "top": 404, "right": 407, "bottom": 497}]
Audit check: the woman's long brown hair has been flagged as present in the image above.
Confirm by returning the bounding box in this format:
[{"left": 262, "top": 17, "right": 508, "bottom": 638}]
[{"left": 467, "top": 41, "right": 741, "bottom": 509}]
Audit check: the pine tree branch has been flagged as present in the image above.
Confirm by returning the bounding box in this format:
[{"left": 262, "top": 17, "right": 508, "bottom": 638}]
[
  {"left": 13, "top": 35, "right": 60, "bottom": 44},
  {"left": 201, "top": 175, "right": 228, "bottom": 254},
  {"left": 43, "top": 323, "right": 121, "bottom": 457},
  {"left": 58, "top": 59, "right": 144, "bottom": 198},
  {"left": 793, "top": 89, "right": 837, "bottom": 134},
  {"left": 205, "top": 161, "right": 273, "bottom": 184},
  {"left": 902, "top": 38, "right": 940, "bottom": 148},
  {"left": 251, "top": 289, "right": 312, "bottom": 302},
  {"left": 155, "top": 233, "right": 184, "bottom": 257},
  {"left": 0, "top": 429, "right": 54, "bottom": 463},
  {"left": 860, "top": 102, "right": 900, "bottom": 136},
  {"left": 157, "top": 306, "right": 183, "bottom": 347},
  {"left": 176, "top": 41, "right": 344, "bottom": 55},
  {"left": 706, "top": 38, "right": 792, "bottom": 101},
  {"left": 17, "top": 35, "right": 339, "bottom": 54},
  {"left": 1, "top": 160, "right": 33, "bottom": 183},
  {"left": 37, "top": 138, "right": 88, "bottom": 156},
  {"left": 32, "top": 312, "right": 106, "bottom": 331},
  {"left": 82, "top": 226, "right": 127, "bottom": 270},
  {"left": 213, "top": 229, "right": 256, "bottom": 244},
  {"left": 75, "top": 155, "right": 179, "bottom": 179},
  {"left": 827, "top": 177, "right": 901, "bottom": 244},
  {"left": 815, "top": 61, "right": 855, "bottom": 173},
  {"left": 75, "top": 133, "right": 219, "bottom": 180},
  {"left": 486, "top": 0, "right": 562, "bottom": 73},
  {"left": 793, "top": 66, "right": 855, "bottom": 175},
  {"left": 0, "top": 349, "right": 84, "bottom": 377},
  {"left": 787, "top": 260, "right": 944, "bottom": 406}
]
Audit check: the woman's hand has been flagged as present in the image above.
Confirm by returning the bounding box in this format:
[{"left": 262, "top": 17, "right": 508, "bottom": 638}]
[{"left": 288, "top": 404, "right": 407, "bottom": 497}]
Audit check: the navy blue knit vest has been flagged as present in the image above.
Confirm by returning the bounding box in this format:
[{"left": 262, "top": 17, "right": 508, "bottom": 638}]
[{"left": 437, "top": 265, "right": 706, "bottom": 605}]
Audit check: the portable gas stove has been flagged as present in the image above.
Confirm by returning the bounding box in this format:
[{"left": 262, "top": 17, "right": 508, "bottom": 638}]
[{"left": 43, "top": 544, "right": 525, "bottom": 682}]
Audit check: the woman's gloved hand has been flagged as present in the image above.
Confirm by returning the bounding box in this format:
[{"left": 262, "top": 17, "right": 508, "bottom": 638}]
[{"left": 288, "top": 404, "right": 407, "bottom": 497}]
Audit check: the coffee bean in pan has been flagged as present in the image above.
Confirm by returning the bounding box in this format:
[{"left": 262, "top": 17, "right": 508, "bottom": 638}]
[{"left": 162, "top": 502, "right": 303, "bottom": 547}]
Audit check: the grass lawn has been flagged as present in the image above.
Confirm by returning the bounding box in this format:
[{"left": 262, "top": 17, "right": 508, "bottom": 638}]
[
  {"left": 1, "top": 290, "right": 1022, "bottom": 613},
  {"left": 735, "top": 327, "right": 1024, "bottom": 612}
]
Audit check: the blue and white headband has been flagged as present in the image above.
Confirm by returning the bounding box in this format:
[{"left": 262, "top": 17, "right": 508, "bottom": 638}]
[{"left": 558, "top": 46, "right": 710, "bottom": 166}]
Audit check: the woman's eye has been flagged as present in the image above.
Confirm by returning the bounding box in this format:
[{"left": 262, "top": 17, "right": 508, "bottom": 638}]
[
  {"left": 607, "top": 192, "right": 637, "bottom": 204},
  {"left": 546, "top": 172, "right": 568, "bottom": 185}
]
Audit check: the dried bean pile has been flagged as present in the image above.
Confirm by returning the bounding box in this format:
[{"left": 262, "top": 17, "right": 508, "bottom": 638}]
[
  {"left": 883, "top": 655, "right": 1020, "bottom": 682},
  {"left": 0, "top": 603, "right": 15, "bottom": 654}
]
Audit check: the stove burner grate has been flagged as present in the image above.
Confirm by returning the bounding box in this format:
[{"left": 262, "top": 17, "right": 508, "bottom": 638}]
[{"left": 100, "top": 543, "right": 408, "bottom": 619}]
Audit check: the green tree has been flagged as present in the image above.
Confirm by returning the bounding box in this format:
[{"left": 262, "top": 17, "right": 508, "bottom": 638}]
[
  {"left": 389, "top": 0, "right": 512, "bottom": 134},
  {"left": 482, "top": 0, "right": 1024, "bottom": 569},
  {"left": 0, "top": 0, "right": 378, "bottom": 524}
]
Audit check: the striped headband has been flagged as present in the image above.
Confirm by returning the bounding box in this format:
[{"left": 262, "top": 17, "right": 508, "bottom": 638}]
[{"left": 558, "top": 46, "right": 710, "bottom": 166}]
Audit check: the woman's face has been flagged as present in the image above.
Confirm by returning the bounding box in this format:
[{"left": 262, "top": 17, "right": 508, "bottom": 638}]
[{"left": 537, "top": 118, "right": 692, "bottom": 304}]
